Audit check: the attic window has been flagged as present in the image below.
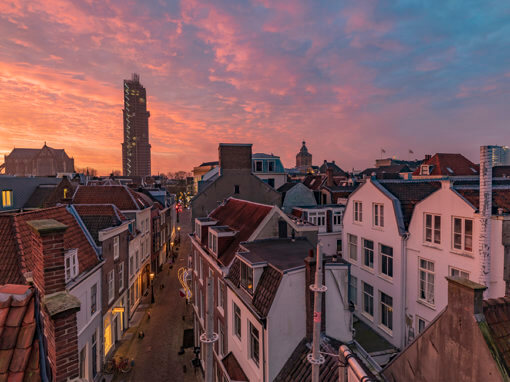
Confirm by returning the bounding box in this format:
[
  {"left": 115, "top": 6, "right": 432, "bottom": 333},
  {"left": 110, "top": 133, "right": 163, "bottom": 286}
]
[
  {"left": 268, "top": 160, "right": 275, "bottom": 172},
  {"left": 63, "top": 188, "right": 69, "bottom": 198},
  {"left": 65, "top": 249, "right": 79, "bottom": 283},
  {"left": 470, "top": 167, "right": 477, "bottom": 173},
  {"left": 240, "top": 261, "right": 253, "bottom": 294},
  {"left": 1, "top": 190, "right": 13, "bottom": 207},
  {"left": 254, "top": 160, "right": 263, "bottom": 172},
  {"left": 234, "top": 185, "right": 240, "bottom": 194},
  {"left": 446, "top": 167, "right": 454, "bottom": 174},
  {"left": 420, "top": 165, "right": 430, "bottom": 175}
]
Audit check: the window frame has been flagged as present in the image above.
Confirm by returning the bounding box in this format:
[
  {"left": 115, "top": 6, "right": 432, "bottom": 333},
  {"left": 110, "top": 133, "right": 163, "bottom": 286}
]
[
  {"left": 418, "top": 258, "right": 435, "bottom": 306},
  {"left": 362, "top": 238, "right": 374, "bottom": 269},
  {"left": 373, "top": 203, "right": 384, "bottom": 228},
  {"left": 380, "top": 244, "right": 393, "bottom": 279},
  {"left": 118, "top": 262, "right": 124, "bottom": 292},
  {"left": 1, "top": 190, "right": 13, "bottom": 208},
  {"left": 107, "top": 270, "right": 115, "bottom": 304},
  {"left": 348, "top": 234, "right": 358, "bottom": 262},
  {"left": 90, "top": 284, "right": 97, "bottom": 316},
  {"left": 217, "top": 279, "right": 225, "bottom": 312},
  {"left": 452, "top": 217, "right": 473, "bottom": 253},
  {"left": 64, "top": 249, "right": 79, "bottom": 283},
  {"left": 233, "top": 303, "right": 242, "bottom": 339},
  {"left": 240, "top": 261, "right": 254, "bottom": 294},
  {"left": 380, "top": 292, "right": 393, "bottom": 332},
  {"left": 424, "top": 213, "right": 441, "bottom": 245},
  {"left": 254, "top": 160, "right": 263, "bottom": 172},
  {"left": 353, "top": 201, "right": 363, "bottom": 223},
  {"left": 362, "top": 282, "right": 374, "bottom": 319},
  {"left": 113, "top": 236, "right": 120, "bottom": 260},
  {"left": 249, "top": 321, "right": 260, "bottom": 367},
  {"left": 449, "top": 266, "right": 469, "bottom": 279}
]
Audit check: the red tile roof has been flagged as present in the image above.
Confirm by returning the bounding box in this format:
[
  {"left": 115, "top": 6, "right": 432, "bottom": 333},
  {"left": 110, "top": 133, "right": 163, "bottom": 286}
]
[
  {"left": 73, "top": 204, "right": 128, "bottom": 221},
  {"left": 208, "top": 198, "right": 273, "bottom": 266},
  {"left": 412, "top": 153, "right": 479, "bottom": 176},
  {"left": 73, "top": 185, "right": 151, "bottom": 211},
  {"left": 0, "top": 285, "right": 42, "bottom": 382},
  {"left": 456, "top": 189, "right": 510, "bottom": 214},
  {"left": 0, "top": 206, "right": 99, "bottom": 286},
  {"left": 0, "top": 216, "right": 24, "bottom": 285}
]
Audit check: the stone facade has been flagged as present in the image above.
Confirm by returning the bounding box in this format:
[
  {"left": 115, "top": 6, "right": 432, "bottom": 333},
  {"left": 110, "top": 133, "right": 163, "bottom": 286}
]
[
  {"left": 296, "top": 141, "right": 312, "bottom": 168},
  {"left": 2, "top": 144, "right": 74, "bottom": 176}
]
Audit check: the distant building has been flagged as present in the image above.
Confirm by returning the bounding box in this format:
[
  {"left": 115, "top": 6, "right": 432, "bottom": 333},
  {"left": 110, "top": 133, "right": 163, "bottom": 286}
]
[
  {"left": 375, "top": 157, "right": 422, "bottom": 170},
  {"left": 122, "top": 73, "right": 151, "bottom": 177},
  {"left": 296, "top": 141, "right": 312, "bottom": 169},
  {"left": 252, "top": 153, "right": 287, "bottom": 189},
  {"left": 1, "top": 143, "right": 74, "bottom": 176},
  {"left": 487, "top": 145, "right": 510, "bottom": 166},
  {"left": 192, "top": 161, "right": 219, "bottom": 194},
  {"left": 413, "top": 153, "right": 478, "bottom": 177}
]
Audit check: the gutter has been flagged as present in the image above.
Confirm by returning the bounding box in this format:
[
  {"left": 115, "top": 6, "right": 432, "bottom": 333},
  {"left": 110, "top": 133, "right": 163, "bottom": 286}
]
[{"left": 401, "top": 232, "right": 409, "bottom": 349}]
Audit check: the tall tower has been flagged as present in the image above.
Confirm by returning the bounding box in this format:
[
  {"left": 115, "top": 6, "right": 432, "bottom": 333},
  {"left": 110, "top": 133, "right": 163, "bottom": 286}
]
[
  {"left": 122, "top": 73, "right": 151, "bottom": 177},
  {"left": 296, "top": 140, "right": 312, "bottom": 168}
]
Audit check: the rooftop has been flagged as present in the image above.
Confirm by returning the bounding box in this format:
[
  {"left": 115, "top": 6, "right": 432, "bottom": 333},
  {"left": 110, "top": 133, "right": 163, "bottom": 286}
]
[
  {"left": 412, "top": 153, "right": 479, "bottom": 176},
  {"left": 73, "top": 185, "right": 152, "bottom": 210}
]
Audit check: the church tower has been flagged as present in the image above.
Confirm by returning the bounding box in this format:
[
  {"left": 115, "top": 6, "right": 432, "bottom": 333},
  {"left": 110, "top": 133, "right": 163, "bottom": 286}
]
[{"left": 296, "top": 141, "right": 312, "bottom": 168}]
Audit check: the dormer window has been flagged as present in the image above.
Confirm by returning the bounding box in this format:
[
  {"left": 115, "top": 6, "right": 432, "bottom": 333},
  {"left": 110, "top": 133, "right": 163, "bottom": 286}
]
[
  {"left": 195, "top": 221, "right": 201, "bottom": 240},
  {"left": 65, "top": 249, "right": 79, "bottom": 282},
  {"left": 420, "top": 165, "right": 430, "bottom": 175},
  {"left": 254, "top": 160, "right": 263, "bottom": 172},
  {"left": 1, "top": 190, "right": 13, "bottom": 208},
  {"left": 240, "top": 261, "right": 254, "bottom": 294},
  {"left": 268, "top": 160, "right": 275, "bottom": 172},
  {"left": 63, "top": 188, "right": 69, "bottom": 198},
  {"left": 208, "top": 231, "right": 217, "bottom": 254}
]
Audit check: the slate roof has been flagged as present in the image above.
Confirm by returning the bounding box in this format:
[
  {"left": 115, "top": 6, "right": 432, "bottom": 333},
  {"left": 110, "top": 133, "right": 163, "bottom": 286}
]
[
  {"left": 455, "top": 189, "right": 510, "bottom": 214},
  {"left": 274, "top": 337, "right": 341, "bottom": 382},
  {"left": 360, "top": 164, "right": 411, "bottom": 177},
  {"left": 23, "top": 185, "right": 58, "bottom": 209},
  {"left": 377, "top": 181, "right": 441, "bottom": 229},
  {"left": 0, "top": 176, "right": 62, "bottom": 211},
  {"left": 73, "top": 185, "right": 151, "bottom": 211},
  {"left": 277, "top": 182, "right": 298, "bottom": 193},
  {"left": 198, "top": 161, "right": 219, "bottom": 167},
  {"left": 483, "top": 296, "right": 510, "bottom": 372},
  {"left": 0, "top": 284, "right": 45, "bottom": 382},
  {"left": 0, "top": 206, "right": 99, "bottom": 285},
  {"left": 252, "top": 266, "right": 282, "bottom": 317},
  {"left": 319, "top": 161, "right": 347, "bottom": 176},
  {"left": 74, "top": 204, "right": 128, "bottom": 245},
  {"left": 412, "top": 153, "right": 479, "bottom": 176},
  {"left": 208, "top": 198, "right": 273, "bottom": 266},
  {"left": 222, "top": 352, "right": 248, "bottom": 382}
]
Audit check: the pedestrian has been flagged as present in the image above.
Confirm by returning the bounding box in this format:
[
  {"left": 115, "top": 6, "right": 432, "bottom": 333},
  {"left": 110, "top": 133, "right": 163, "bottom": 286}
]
[{"left": 147, "top": 310, "right": 151, "bottom": 320}]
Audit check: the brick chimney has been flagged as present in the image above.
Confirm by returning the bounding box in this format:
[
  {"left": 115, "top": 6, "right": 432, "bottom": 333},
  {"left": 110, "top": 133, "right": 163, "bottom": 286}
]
[
  {"left": 27, "top": 219, "right": 81, "bottom": 382},
  {"left": 218, "top": 143, "right": 252, "bottom": 175},
  {"left": 327, "top": 167, "right": 334, "bottom": 187},
  {"left": 424, "top": 154, "right": 431, "bottom": 161},
  {"left": 446, "top": 276, "right": 486, "bottom": 316},
  {"left": 479, "top": 146, "right": 492, "bottom": 293},
  {"left": 304, "top": 250, "right": 325, "bottom": 340}
]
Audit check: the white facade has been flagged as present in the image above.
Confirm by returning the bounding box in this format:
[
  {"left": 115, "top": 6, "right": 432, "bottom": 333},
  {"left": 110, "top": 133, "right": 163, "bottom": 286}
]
[
  {"left": 342, "top": 180, "right": 406, "bottom": 348},
  {"left": 406, "top": 182, "right": 507, "bottom": 338}
]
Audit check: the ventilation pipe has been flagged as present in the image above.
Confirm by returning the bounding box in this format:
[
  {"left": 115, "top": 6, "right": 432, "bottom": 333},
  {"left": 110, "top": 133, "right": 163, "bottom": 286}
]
[{"left": 479, "top": 146, "right": 492, "bottom": 294}]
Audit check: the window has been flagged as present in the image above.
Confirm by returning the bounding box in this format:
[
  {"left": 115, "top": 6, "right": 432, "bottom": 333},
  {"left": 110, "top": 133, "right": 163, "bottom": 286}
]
[
  {"left": 91, "top": 284, "right": 97, "bottom": 315},
  {"left": 417, "top": 317, "right": 426, "bottom": 334},
  {"left": 233, "top": 303, "right": 241, "bottom": 339},
  {"left": 380, "top": 292, "right": 393, "bottom": 331},
  {"left": 199, "top": 257, "right": 203, "bottom": 281},
  {"left": 65, "top": 249, "right": 79, "bottom": 282},
  {"left": 91, "top": 332, "right": 97, "bottom": 378},
  {"left": 421, "top": 165, "right": 430, "bottom": 175},
  {"left": 208, "top": 232, "right": 217, "bottom": 254},
  {"left": 362, "top": 282, "right": 374, "bottom": 317},
  {"left": 354, "top": 201, "right": 363, "bottom": 222},
  {"left": 135, "top": 250, "right": 139, "bottom": 269},
  {"left": 119, "top": 262, "right": 124, "bottom": 291},
  {"left": 63, "top": 188, "right": 69, "bottom": 199},
  {"left": 113, "top": 236, "right": 119, "bottom": 260},
  {"left": 234, "top": 185, "right": 240, "bottom": 194},
  {"left": 424, "top": 214, "right": 441, "bottom": 244},
  {"left": 249, "top": 321, "right": 260, "bottom": 366},
  {"left": 348, "top": 234, "right": 358, "bottom": 261},
  {"left": 255, "top": 160, "right": 263, "bottom": 172},
  {"left": 308, "top": 212, "right": 325, "bottom": 226},
  {"left": 218, "top": 319, "right": 225, "bottom": 356},
  {"left": 336, "top": 239, "right": 342, "bottom": 254},
  {"left": 195, "top": 222, "right": 201, "bottom": 239},
  {"left": 129, "top": 256, "right": 134, "bottom": 277},
  {"left": 349, "top": 276, "right": 357, "bottom": 305},
  {"left": 333, "top": 211, "right": 342, "bottom": 225},
  {"left": 373, "top": 203, "right": 384, "bottom": 227},
  {"left": 362, "top": 239, "right": 374, "bottom": 269},
  {"left": 453, "top": 217, "right": 473, "bottom": 252},
  {"left": 240, "top": 262, "right": 254, "bottom": 294},
  {"left": 419, "top": 259, "right": 435, "bottom": 305},
  {"left": 450, "top": 267, "right": 469, "bottom": 279},
  {"left": 108, "top": 270, "right": 115, "bottom": 303},
  {"left": 268, "top": 160, "right": 275, "bottom": 172},
  {"left": 380, "top": 244, "right": 393, "bottom": 278},
  {"left": 218, "top": 279, "right": 225, "bottom": 311},
  {"left": 267, "top": 178, "right": 275, "bottom": 188},
  {"left": 1, "top": 190, "right": 13, "bottom": 207}
]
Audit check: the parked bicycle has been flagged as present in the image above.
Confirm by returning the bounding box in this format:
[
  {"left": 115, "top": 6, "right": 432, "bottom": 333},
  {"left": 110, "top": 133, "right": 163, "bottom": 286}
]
[{"left": 104, "top": 356, "right": 132, "bottom": 374}]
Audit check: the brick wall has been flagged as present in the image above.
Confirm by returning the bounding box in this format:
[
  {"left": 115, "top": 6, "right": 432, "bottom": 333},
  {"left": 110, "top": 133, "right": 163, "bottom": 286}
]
[{"left": 219, "top": 144, "right": 252, "bottom": 173}]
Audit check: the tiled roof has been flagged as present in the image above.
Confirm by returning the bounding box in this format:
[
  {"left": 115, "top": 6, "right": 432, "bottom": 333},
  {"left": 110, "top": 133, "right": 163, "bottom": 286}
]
[
  {"left": 73, "top": 185, "right": 151, "bottom": 210},
  {"left": 303, "top": 175, "right": 325, "bottom": 191},
  {"left": 208, "top": 198, "right": 273, "bottom": 266},
  {"left": 274, "top": 337, "right": 340, "bottom": 382},
  {"left": 277, "top": 182, "right": 298, "bottom": 193},
  {"left": 378, "top": 181, "right": 441, "bottom": 229},
  {"left": 74, "top": 204, "right": 128, "bottom": 221},
  {"left": 0, "top": 284, "right": 44, "bottom": 382},
  {"left": 23, "top": 185, "right": 57, "bottom": 209},
  {"left": 221, "top": 352, "right": 248, "bottom": 382},
  {"left": 0, "top": 206, "right": 99, "bottom": 285},
  {"left": 319, "top": 161, "right": 347, "bottom": 176},
  {"left": 456, "top": 189, "right": 510, "bottom": 214},
  {"left": 0, "top": 216, "right": 24, "bottom": 285},
  {"left": 483, "top": 297, "right": 510, "bottom": 371},
  {"left": 412, "top": 153, "right": 479, "bottom": 176},
  {"left": 0, "top": 177, "right": 62, "bottom": 211},
  {"left": 360, "top": 164, "right": 411, "bottom": 177},
  {"left": 493, "top": 166, "right": 510, "bottom": 178},
  {"left": 252, "top": 266, "right": 282, "bottom": 317}
]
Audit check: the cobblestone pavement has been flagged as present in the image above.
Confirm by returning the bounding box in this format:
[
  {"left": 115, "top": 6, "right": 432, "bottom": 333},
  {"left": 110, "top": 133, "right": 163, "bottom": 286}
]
[{"left": 111, "top": 209, "right": 202, "bottom": 382}]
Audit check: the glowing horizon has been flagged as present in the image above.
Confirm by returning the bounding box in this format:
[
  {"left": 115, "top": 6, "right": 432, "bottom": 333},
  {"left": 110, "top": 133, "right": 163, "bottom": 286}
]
[{"left": 1, "top": 0, "right": 509, "bottom": 175}]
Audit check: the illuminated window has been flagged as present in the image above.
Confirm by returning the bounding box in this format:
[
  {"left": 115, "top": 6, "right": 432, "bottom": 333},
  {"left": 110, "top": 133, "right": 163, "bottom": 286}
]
[
  {"left": 2, "top": 190, "right": 13, "bottom": 208},
  {"left": 240, "top": 262, "right": 253, "bottom": 294},
  {"left": 380, "top": 292, "right": 393, "bottom": 331},
  {"left": 63, "top": 188, "right": 69, "bottom": 199},
  {"left": 104, "top": 317, "right": 113, "bottom": 354}
]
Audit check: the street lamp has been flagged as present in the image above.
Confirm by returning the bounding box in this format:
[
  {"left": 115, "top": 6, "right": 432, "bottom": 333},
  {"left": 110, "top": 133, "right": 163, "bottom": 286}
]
[
  {"left": 178, "top": 226, "right": 181, "bottom": 242},
  {"left": 150, "top": 272, "right": 155, "bottom": 304}
]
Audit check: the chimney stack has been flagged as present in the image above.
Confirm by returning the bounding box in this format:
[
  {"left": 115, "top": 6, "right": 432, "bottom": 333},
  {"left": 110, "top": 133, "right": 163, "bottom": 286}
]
[
  {"left": 446, "top": 276, "right": 486, "bottom": 316},
  {"left": 327, "top": 167, "right": 334, "bottom": 187},
  {"left": 218, "top": 143, "right": 252, "bottom": 175},
  {"left": 424, "top": 154, "right": 431, "bottom": 161},
  {"left": 479, "top": 146, "right": 492, "bottom": 293}
]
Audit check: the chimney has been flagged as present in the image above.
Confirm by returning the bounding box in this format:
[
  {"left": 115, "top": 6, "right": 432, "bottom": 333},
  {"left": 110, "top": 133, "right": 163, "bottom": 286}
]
[
  {"left": 304, "top": 249, "right": 325, "bottom": 340},
  {"left": 446, "top": 276, "right": 486, "bottom": 316},
  {"left": 27, "top": 219, "right": 81, "bottom": 382},
  {"left": 327, "top": 167, "right": 334, "bottom": 187},
  {"left": 218, "top": 143, "right": 252, "bottom": 175},
  {"left": 479, "top": 146, "right": 492, "bottom": 293},
  {"left": 424, "top": 154, "right": 431, "bottom": 161}
]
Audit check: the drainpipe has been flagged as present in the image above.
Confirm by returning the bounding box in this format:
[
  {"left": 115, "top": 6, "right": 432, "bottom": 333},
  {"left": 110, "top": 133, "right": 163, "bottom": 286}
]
[
  {"left": 479, "top": 145, "right": 492, "bottom": 296},
  {"left": 338, "top": 345, "right": 375, "bottom": 382},
  {"left": 400, "top": 232, "right": 409, "bottom": 349},
  {"left": 200, "top": 278, "right": 218, "bottom": 382}
]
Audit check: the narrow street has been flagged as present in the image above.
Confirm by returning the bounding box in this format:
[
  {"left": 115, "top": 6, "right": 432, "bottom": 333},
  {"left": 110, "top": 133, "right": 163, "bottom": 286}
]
[{"left": 112, "top": 209, "right": 202, "bottom": 382}]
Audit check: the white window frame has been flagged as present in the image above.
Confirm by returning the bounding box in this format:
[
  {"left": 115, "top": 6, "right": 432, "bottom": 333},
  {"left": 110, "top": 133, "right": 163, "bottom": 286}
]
[
  {"left": 449, "top": 266, "right": 469, "bottom": 279},
  {"left": 362, "top": 282, "right": 374, "bottom": 319},
  {"left": 348, "top": 234, "right": 358, "bottom": 261},
  {"left": 218, "top": 319, "right": 225, "bottom": 357},
  {"left": 118, "top": 262, "right": 124, "bottom": 292},
  {"left": 380, "top": 292, "right": 393, "bottom": 332},
  {"left": 90, "top": 284, "right": 97, "bottom": 316},
  {"left": 113, "top": 236, "right": 119, "bottom": 260},
  {"left": 65, "top": 249, "right": 79, "bottom": 283},
  {"left": 452, "top": 217, "right": 473, "bottom": 252},
  {"left": 199, "top": 257, "right": 203, "bottom": 282},
  {"left": 249, "top": 321, "right": 260, "bottom": 367},
  {"left": 233, "top": 303, "right": 242, "bottom": 339},
  {"left": 267, "top": 160, "right": 275, "bottom": 172},
  {"left": 421, "top": 165, "right": 430, "bottom": 175},
  {"left": 424, "top": 213, "right": 441, "bottom": 245},
  {"left": 240, "top": 261, "right": 254, "bottom": 294},
  {"left": 107, "top": 270, "right": 115, "bottom": 304},
  {"left": 373, "top": 203, "right": 384, "bottom": 228},
  {"left": 380, "top": 244, "right": 393, "bottom": 279},
  {"left": 417, "top": 316, "right": 427, "bottom": 334},
  {"left": 419, "top": 258, "right": 435, "bottom": 306},
  {"left": 254, "top": 160, "right": 263, "bottom": 172},
  {"left": 333, "top": 211, "right": 343, "bottom": 226},
  {"left": 217, "top": 279, "right": 225, "bottom": 313},
  {"left": 195, "top": 222, "right": 201, "bottom": 240},
  {"left": 354, "top": 201, "right": 363, "bottom": 223},
  {"left": 362, "top": 238, "right": 374, "bottom": 269},
  {"left": 208, "top": 231, "right": 218, "bottom": 254}
]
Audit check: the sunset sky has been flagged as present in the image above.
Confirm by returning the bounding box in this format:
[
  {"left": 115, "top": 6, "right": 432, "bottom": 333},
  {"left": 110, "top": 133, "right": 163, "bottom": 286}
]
[{"left": 1, "top": 0, "right": 509, "bottom": 174}]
